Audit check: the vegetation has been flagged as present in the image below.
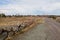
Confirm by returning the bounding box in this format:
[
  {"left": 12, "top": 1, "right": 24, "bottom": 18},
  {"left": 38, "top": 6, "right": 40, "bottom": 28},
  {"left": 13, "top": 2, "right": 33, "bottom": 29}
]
[
  {"left": 57, "top": 19, "right": 60, "bottom": 23},
  {"left": 0, "top": 13, "right": 6, "bottom": 17},
  {"left": 56, "top": 17, "right": 60, "bottom": 23},
  {"left": 48, "top": 15, "right": 56, "bottom": 19}
]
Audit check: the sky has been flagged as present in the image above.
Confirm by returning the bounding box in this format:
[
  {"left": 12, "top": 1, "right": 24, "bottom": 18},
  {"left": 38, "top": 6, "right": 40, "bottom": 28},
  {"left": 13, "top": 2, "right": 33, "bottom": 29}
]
[{"left": 0, "top": 0, "right": 60, "bottom": 15}]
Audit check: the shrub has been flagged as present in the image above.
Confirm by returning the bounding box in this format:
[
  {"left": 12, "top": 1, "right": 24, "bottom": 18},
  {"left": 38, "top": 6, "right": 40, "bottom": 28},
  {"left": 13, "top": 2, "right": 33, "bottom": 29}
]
[
  {"left": 56, "top": 18, "right": 60, "bottom": 23},
  {"left": 48, "top": 15, "right": 56, "bottom": 19},
  {"left": 0, "top": 13, "right": 6, "bottom": 17}
]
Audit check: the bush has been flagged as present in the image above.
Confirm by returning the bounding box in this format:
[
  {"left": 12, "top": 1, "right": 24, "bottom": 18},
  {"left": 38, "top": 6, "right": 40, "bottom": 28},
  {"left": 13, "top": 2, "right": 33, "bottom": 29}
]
[
  {"left": 56, "top": 18, "right": 60, "bottom": 23},
  {"left": 57, "top": 19, "right": 60, "bottom": 23},
  {"left": 48, "top": 15, "right": 56, "bottom": 19},
  {"left": 0, "top": 13, "right": 6, "bottom": 17}
]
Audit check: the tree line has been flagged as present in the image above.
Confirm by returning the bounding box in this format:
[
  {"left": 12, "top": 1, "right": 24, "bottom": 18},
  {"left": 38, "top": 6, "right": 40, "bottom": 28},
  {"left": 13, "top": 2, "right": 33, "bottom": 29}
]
[{"left": 0, "top": 13, "right": 59, "bottom": 19}]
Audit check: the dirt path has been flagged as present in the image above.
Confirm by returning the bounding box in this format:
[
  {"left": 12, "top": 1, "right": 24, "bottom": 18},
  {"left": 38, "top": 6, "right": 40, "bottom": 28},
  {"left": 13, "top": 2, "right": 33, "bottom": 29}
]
[
  {"left": 44, "top": 18, "right": 60, "bottom": 40},
  {"left": 12, "top": 24, "right": 50, "bottom": 40},
  {"left": 0, "top": 18, "right": 60, "bottom": 40},
  {"left": 12, "top": 18, "right": 60, "bottom": 40}
]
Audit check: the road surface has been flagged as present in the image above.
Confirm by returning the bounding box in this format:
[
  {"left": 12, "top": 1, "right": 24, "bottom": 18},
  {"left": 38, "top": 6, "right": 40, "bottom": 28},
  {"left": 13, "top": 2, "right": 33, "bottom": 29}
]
[
  {"left": 0, "top": 18, "right": 60, "bottom": 40},
  {"left": 12, "top": 18, "right": 60, "bottom": 40},
  {"left": 13, "top": 24, "right": 50, "bottom": 40},
  {"left": 45, "top": 18, "right": 60, "bottom": 40}
]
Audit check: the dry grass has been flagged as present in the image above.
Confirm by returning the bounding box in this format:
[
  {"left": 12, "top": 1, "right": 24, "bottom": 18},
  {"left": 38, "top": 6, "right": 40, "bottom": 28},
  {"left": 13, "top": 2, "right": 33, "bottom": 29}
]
[
  {"left": 1, "top": 16, "right": 43, "bottom": 40},
  {"left": 0, "top": 16, "right": 42, "bottom": 26},
  {"left": 56, "top": 17, "right": 60, "bottom": 23}
]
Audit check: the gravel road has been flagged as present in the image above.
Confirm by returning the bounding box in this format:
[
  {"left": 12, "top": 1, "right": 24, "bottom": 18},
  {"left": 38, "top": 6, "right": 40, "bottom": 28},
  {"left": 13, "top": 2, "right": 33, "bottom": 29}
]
[
  {"left": 0, "top": 18, "right": 60, "bottom": 40},
  {"left": 45, "top": 18, "right": 60, "bottom": 40},
  {"left": 12, "top": 18, "right": 60, "bottom": 40},
  {"left": 12, "top": 24, "right": 50, "bottom": 40}
]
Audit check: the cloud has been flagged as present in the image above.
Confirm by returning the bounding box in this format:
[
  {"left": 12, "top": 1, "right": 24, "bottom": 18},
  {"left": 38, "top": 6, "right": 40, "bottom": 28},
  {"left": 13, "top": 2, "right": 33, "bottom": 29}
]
[{"left": 0, "top": 0, "right": 60, "bottom": 15}]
